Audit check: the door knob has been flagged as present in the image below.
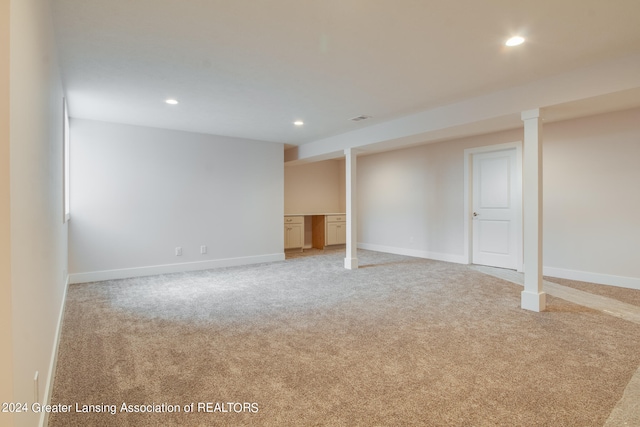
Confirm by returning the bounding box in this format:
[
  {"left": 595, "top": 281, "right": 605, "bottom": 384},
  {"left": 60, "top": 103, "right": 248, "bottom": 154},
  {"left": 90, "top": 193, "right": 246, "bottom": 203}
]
[{"left": 473, "top": 212, "right": 479, "bottom": 217}]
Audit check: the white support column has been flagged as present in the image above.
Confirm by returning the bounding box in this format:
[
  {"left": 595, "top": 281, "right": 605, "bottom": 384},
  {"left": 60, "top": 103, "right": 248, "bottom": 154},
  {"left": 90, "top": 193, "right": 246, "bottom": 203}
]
[
  {"left": 521, "top": 108, "right": 546, "bottom": 312},
  {"left": 344, "top": 148, "right": 358, "bottom": 269}
]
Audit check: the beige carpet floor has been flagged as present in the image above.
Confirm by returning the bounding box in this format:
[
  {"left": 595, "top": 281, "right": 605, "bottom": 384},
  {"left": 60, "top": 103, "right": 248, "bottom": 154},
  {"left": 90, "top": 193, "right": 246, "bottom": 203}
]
[{"left": 48, "top": 250, "right": 640, "bottom": 426}]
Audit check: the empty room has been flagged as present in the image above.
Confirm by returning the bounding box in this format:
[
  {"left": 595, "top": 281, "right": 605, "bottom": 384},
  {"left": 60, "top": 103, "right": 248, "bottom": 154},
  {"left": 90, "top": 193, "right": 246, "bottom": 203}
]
[{"left": 2, "top": 1, "right": 640, "bottom": 426}]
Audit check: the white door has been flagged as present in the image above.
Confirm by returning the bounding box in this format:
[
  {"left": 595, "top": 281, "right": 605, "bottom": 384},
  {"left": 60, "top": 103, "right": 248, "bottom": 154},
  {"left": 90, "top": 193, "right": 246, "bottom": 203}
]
[{"left": 472, "top": 149, "right": 520, "bottom": 269}]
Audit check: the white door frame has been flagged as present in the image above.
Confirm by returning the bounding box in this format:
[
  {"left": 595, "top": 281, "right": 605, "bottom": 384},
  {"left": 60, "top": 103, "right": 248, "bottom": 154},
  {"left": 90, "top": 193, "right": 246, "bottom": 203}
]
[{"left": 463, "top": 141, "right": 523, "bottom": 271}]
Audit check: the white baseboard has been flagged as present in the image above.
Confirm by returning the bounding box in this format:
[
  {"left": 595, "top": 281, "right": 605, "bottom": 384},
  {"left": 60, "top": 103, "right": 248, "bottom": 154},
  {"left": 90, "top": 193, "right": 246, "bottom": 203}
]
[
  {"left": 358, "top": 244, "right": 639, "bottom": 290},
  {"left": 39, "top": 274, "right": 70, "bottom": 427},
  {"left": 543, "top": 266, "right": 640, "bottom": 291},
  {"left": 358, "top": 243, "right": 467, "bottom": 265},
  {"left": 69, "top": 253, "right": 286, "bottom": 284}
]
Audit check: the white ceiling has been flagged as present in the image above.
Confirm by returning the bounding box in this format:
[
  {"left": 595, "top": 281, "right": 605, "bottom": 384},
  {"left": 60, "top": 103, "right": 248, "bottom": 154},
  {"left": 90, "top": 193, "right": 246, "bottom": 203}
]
[{"left": 51, "top": 0, "right": 640, "bottom": 149}]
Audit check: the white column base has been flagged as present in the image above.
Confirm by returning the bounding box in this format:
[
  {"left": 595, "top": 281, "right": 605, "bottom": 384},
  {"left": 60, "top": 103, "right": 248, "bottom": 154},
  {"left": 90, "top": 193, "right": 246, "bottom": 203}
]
[
  {"left": 344, "top": 257, "right": 359, "bottom": 270},
  {"left": 521, "top": 290, "right": 546, "bottom": 312}
]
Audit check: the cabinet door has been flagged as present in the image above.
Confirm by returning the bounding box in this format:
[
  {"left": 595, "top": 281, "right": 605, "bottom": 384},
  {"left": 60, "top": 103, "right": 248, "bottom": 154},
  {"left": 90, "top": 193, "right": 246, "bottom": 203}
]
[
  {"left": 326, "top": 222, "right": 346, "bottom": 245},
  {"left": 284, "top": 224, "right": 303, "bottom": 249},
  {"left": 335, "top": 222, "right": 346, "bottom": 244},
  {"left": 290, "top": 224, "right": 303, "bottom": 248}
]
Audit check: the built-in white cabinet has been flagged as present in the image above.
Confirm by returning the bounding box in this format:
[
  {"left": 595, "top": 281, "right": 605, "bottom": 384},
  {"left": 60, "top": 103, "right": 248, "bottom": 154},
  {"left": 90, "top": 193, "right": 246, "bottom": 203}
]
[
  {"left": 284, "top": 216, "right": 304, "bottom": 250},
  {"left": 311, "top": 213, "right": 346, "bottom": 249},
  {"left": 286, "top": 213, "right": 346, "bottom": 251},
  {"left": 325, "top": 215, "right": 346, "bottom": 245}
]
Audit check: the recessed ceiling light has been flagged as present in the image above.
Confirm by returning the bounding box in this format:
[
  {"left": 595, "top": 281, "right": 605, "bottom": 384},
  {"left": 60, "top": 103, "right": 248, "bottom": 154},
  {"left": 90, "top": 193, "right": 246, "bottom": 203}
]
[
  {"left": 505, "top": 36, "right": 525, "bottom": 47},
  {"left": 293, "top": 120, "right": 304, "bottom": 126},
  {"left": 165, "top": 99, "right": 179, "bottom": 105}
]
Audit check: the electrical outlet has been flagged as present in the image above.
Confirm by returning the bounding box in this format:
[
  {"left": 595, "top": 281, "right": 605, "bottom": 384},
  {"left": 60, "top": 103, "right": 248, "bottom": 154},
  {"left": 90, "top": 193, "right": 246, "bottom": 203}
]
[
  {"left": 175, "top": 247, "right": 182, "bottom": 256},
  {"left": 200, "top": 245, "right": 207, "bottom": 254}
]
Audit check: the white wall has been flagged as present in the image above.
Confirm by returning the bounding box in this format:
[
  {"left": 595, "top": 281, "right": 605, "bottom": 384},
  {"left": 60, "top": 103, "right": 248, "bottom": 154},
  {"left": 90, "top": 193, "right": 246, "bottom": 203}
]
[
  {"left": 543, "top": 108, "right": 640, "bottom": 284},
  {"left": 69, "top": 119, "right": 284, "bottom": 282},
  {"left": 358, "top": 128, "right": 522, "bottom": 263},
  {"left": 3, "top": 0, "right": 68, "bottom": 426},
  {"left": 358, "top": 108, "right": 640, "bottom": 287}
]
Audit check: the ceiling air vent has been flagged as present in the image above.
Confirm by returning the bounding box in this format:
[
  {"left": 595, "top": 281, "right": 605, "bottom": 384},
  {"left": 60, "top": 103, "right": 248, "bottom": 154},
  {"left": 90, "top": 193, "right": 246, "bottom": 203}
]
[{"left": 350, "top": 115, "right": 372, "bottom": 122}]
